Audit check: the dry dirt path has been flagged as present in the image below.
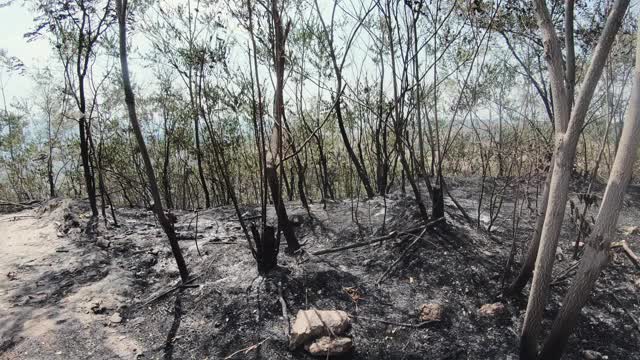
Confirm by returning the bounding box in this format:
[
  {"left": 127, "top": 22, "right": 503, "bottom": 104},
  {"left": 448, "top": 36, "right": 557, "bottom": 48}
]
[{"left": 0, "top": 202, "right": 142, "bottom": 359}]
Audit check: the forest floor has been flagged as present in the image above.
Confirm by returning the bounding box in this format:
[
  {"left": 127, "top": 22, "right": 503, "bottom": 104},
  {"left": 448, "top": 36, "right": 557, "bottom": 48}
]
[{"left": 1, "top": 177, "right": 639, "bottom": 360}]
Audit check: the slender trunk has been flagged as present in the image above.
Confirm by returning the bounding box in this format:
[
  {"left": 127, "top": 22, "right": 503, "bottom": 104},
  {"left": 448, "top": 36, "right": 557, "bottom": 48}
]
[
  {"left": 195, "top": 111, "right": 210, "bottom": 208},
  {"left": 520, "top": 1, "right": 630, "bottom": 357},
  {"left": 565, "top": 0, "right": 576, "bottom": 111},
  {"left": 313, "top": 0, "right": 375, "bottom": 198},
  {"left": 538, "top": 24, "right": 640, "bottom": 358},
  {"left": 413, "top": 11, "right": 425, "bottom": 172},
  {"left": 162, "top": 105, "right": 174, "bottom": 209},
  {"left": 384, "top": 1, "right": 429, "bottom": 222},
  {"left": 47, "top": 112, "right": 55, "bottom": 198},
  {"left": 79, "top": 114, "right": 97, "bottom": 216},
  {"left": 269, "top": 0, "right": 300, "bottom": 252},
  {"left": 116, "top": 0, "right": 189, "bottom": 282},
  {"left": 74, "top": 18, "right": 98, "bottom": 216},
  {"left": 282, "top": 113, "right": 309, "bottom": 211},
  {"left": 334, "top": 87, "right": 376, "bottom": 198},
  {"left": 505, "top": 169, "right": 551, "bottom": 295}
]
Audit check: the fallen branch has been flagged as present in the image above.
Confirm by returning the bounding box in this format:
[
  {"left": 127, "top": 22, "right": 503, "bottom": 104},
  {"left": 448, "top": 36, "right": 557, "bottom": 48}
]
[
  {"left": 223, "top": 338, "right": 270, "bottom": 359},
  {"left": 141, "top": 274, "right": 201, "bottom": 306},
  {"left": 0, "top": 199, "right": 41, "bottom": 208},
  {"left": 311, "top": 217, "right": 443, "bottom": 256},
  {"left": 349, "top": 314, "right": 435, "bottom": 328},
  {"left": 310, "top": 231, "right": 400, "bottom": 255},
  {"left": 377, "top": 227, "right": 430, "bottom": 285}
]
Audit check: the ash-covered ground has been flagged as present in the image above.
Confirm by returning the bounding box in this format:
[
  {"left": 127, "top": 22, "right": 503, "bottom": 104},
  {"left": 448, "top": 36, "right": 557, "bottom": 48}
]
[{"left": 1, "top": 177, "right": 639, "bottom": 359}]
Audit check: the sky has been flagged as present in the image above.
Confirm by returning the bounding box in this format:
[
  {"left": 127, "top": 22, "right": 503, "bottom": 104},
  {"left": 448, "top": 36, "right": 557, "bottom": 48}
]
[
  {"left": 0, "top": 0, "right": 341, "bottom": 107},
  {"left": 0, "top": 2, "right": 53, "bottom": 101},
  {"left": 3, "top": 0, "right": 639, "bottom": 117}
]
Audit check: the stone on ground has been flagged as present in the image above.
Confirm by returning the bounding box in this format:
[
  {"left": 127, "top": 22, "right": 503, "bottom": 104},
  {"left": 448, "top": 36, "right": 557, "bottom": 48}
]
[
  {"left": 582, "top": 349, "right": 606, "bottom": 360},
  {"left": 305, "top": 336, "right": 353, "bottom": 357},
  {"left": 478, "top": 302, "right": 506, "bottom": 317},
  {"left": 109, "top": 312, "right": 123, "bottom": 324},
  {"left": 419, "top": 303, "right": 444, "bottom": 322},
  {"left": 289, "top": 310, "right": 350, "bottom": 350}
]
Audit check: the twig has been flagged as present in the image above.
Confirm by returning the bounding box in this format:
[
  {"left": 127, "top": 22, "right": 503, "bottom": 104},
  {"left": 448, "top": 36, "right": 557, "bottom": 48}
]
[
  {"left": 0, "top": 199, "right": 41, "bottom": 208},
  {"left": 278, "top": 283, "right": 290, "bottom": 338},
  {"left": 612, "top": 240, "right": 640, "bottom": 270},
  {"left": 223, "top": 338, "right": 270, "bottom": 359},
  {"left": 553, "top": 240, "right": 639, "bottom": 287},
  {"left": 349, "top": 314, "right": 435, "bottom": 328},
  {"left": 442, "top": 179, "right": 473, "bottom": 223},
  {"left": 310, "top": 307, "right": 337, "bottom": 338},
  {"left": 551, "top": 262, "right": 579, "bottom": 285},
  {"left": 377, "top": 227, "right": 430, "bottom": 285},
  {"left": 141, "top": 274, "right": 201, "bottom": 306}
]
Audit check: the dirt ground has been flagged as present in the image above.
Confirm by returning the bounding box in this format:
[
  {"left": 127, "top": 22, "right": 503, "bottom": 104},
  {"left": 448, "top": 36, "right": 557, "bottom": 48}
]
[{"left": 1, "top": 178, "right": 639, "bottom": 360}]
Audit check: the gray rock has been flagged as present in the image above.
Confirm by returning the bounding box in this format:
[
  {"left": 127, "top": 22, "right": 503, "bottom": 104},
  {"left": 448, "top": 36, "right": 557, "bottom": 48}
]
[
  {"left": 96, "top": 237, "right": 110, "bottom": 249},
  {"left": 140, "top": 253, "right": 157, "bottom": 267},
  {"left": 109, "top": 312, "right": 123, "bottom": 324}
]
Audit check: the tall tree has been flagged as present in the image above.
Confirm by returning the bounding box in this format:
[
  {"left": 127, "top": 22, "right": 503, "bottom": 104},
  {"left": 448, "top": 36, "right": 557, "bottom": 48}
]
[
  {"left": 266, "top": 0, "right": 300, "bottom": 252},
  {"left": 115, "top": 0, "right": 190, "bottom": 282},
  {"left": 313, "top": 0, "right": 376, "bottom": 199},
  {"left": 29, "top": 0, "right": 115, "bottom": 218},
  {"left": 519, "top": 0, "right": 631, "bottom": 358},
  {"left": 535, "top": 15, "right": 640, "bottom": 359}
]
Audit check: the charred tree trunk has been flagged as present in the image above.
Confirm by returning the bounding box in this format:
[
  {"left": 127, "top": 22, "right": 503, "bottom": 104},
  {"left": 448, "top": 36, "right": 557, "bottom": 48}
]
[
  {"left": 162, "top": 104, "right": 174, "bottom": 209},
  {"left": 268, "top": 0, "right": 300, "bottom": 253},
  {"left": 79, "top": 114, "right": 97, "bottom": 216},
  {"left": 45, "top": 105, "right": 56, "bottom": 198},
  {"left": 250, "top": 224, "right": 278, "bottom": 274},
  {"left": 194, "top": 114, "right": 210, "bottom": 208},
  {"left": 74, "top": 30, "right": 98, "bottom": 216},
  {"left": 431, "top": 183, "right": 444, "bottom": 219}
]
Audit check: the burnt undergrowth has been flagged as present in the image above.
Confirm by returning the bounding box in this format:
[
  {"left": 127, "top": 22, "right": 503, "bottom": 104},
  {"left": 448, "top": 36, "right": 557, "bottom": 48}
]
[{"left": 2, "top": 178, "right": 639, "bottom": 359}]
